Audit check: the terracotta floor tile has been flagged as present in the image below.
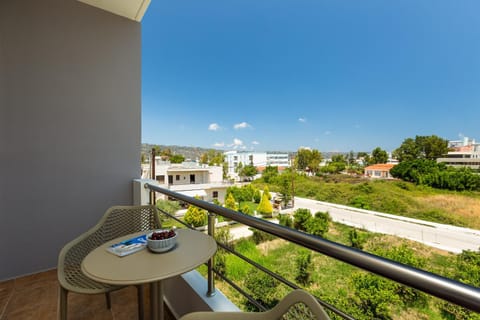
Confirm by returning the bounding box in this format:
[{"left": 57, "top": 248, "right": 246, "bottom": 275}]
[
  {"left": 0, "top": 270, "right": 176, "bottom": 320},
  {"left": 0, "top": 280, "right": 15, "bottom": 318}
]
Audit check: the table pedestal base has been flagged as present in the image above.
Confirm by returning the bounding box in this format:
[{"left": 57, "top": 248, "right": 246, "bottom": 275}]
[{"left": 150, "top": 281, "right": 164, "bottom": 320}]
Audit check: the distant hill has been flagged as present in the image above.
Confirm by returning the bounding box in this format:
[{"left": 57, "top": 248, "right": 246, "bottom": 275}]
[
  {"left": 141, "top": 143, "right": 353, "bottom": 161},
  {"left": 141, "top": 143, "right": 225, "bottom": 161}
]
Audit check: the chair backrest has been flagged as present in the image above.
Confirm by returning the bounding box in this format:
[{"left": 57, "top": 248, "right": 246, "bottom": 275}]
[
  {"left": 178, "top": 289, "right": 331, "bottom": 320},
  {"left": 98, "top": 205, "right": 160, "bottom": 243},
  {"left": 58, "top": 205, "right": 160, "bottom": 291}
]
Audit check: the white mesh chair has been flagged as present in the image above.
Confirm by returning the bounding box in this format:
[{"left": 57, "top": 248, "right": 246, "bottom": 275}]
[
  {"left": 178, "top": 289, "right": 331, "bottom": 320},
  {"left": 57, "top": 205, "right": 161, "bottom": 320}
]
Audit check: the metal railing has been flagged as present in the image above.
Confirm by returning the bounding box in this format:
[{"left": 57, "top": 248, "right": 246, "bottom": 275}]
[{"left": 146, "top": 183, "right": 480, "bottom": 316}]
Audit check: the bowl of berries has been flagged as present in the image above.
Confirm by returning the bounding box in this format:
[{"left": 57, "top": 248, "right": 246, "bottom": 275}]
[{"left": 147, "top": 228, "right": 177, "bottom": 253}]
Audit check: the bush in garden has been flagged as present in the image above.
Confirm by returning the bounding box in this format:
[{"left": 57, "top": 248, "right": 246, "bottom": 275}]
[
  {"left": 349, "top": 229, "right": 367, "bottom": 249},
  {"left": 278, "top": 214, "right": 293, "bottom": 228},
  {"left": 295, "top": 249, "right": 313, "bottom": 285},
  {"left": 293, "top": 208, "right": 312, "bottom": 231},
  {"left": 184, "top": 204, "right": 207, "bottom": 227},
  {"left": 244, "top": 269, "right": 280, "bottom": 311},
  {"left": 224, "top": 192, "right": 238, "bottom": 211},
  {"left": 240, "top": 203, "right": 253, "bottom": 215},
  {"left": 256, "top": 193, "right": 273, "bottom": 217},
  {"left": 305, "top": 211, "right": 331, "bottom": 237},
  {"left": 253, "top": 189, "right": 262, "bottom": 203},
  {"left": 251, "top": 229, "right": 276, "bottom": 244}
]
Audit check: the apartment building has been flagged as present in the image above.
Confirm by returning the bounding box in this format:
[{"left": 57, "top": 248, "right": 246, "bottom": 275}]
[
  {"left": 224, "top": 150, "right": 290, "bottom": 181},
  {"left": 437, "top": 136, "right": 480, "bottom": 170}
]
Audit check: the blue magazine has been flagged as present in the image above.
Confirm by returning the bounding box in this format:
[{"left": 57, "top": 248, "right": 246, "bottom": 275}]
[{"left": 106, "top": 234, "right": 147, "bottom": 257}]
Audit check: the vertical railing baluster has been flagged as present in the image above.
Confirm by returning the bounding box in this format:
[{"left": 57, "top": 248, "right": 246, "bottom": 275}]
[{"left": 207, "top": 212, "right": 216, "bottom": 297}]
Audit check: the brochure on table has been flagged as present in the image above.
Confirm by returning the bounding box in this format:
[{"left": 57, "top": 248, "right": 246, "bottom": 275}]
[{"left": 106, "top": 234, "right": 147, "bottom": 257}]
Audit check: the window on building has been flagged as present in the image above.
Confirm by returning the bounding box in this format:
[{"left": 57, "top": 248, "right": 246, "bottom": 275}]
[
  {"left": 176, "top": 175, "right": 180, "bottom": 181},
  {"left": 190, "top": 174, "right": 195, "bottom": 183},
  {"left": 168, "top": 175, "right": 173, "bottom": 184},
  {"left": 213, "top": 191, "right": 218, "bottom": 198}
]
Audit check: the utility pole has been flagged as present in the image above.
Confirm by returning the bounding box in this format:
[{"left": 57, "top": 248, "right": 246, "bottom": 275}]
[
  {"left": 291, "top": 156, "right": 295, "bottom": 208},
  {"left": 151, "top": 148, "right": 156, "bottom": 180}
]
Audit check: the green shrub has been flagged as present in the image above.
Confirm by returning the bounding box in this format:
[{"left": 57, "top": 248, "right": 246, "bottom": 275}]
[
  {"left": 349, "top": 229, "right": 367, "bottom": 249},
  {"left": 305, "top": 211, "right": 331, "bottom": 237},
  {"left": 293, "top": 208, "right": 312, "bottom": 231},
  {"left": 350, "top": 196, "right": 371, "bottom": 210},
  {"left": 278, "top": 214, "right": 293, "bottom": 228},
  {"left": 251, "top": 229, "right": 276, "bottom": 244},
  {"left": 240, "top": 203, "right": 253, "bottom": 215},
  {"left": 184, "top": 204, "right": 207, "bottom": 227},
  {"left": 244, "top": 269, "right": 280, "bottom": 311},
  {"left": 256, "top": 193, "right": 273, "bottom": 217},
  {"left": 295, "top": 249, "right": 312, "bottom": 285}
]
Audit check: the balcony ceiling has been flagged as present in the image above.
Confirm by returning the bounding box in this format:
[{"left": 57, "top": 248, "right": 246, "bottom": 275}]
[{"left": 77, "top": 0, "right": 150, "bottom": 22}]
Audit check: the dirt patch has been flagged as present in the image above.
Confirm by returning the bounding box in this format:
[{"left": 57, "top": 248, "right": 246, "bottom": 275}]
[
  {"left": 418, "top": 194, "right": 480, "bottom": 229},
  {"left": 257, "top": 238, "right": 287, "bottom": 255}
]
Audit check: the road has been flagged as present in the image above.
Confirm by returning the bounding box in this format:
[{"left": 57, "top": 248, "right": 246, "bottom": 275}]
[{"left": 230, "top": 196, "right": 480, "bottom": 254}]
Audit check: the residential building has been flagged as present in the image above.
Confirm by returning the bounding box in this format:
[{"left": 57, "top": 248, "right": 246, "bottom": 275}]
[
  {"left": 437, "top": 136, "right": 480, "bottom": 170},
  {"left": 224, "top": 150, "right": 290, "bottom": 180},
  {"left": 364, "top": 163, "right": 396, "bottom": 179},
  {"left": 143, "top": 159, "right": 231, "bottom": 202}
]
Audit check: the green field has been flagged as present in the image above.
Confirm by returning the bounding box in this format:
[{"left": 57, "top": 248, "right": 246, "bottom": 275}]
[
  {"left": 201, "top": 221, "right": 474, "bottom": 320},
  {"left": 254, "top": 174, "right": 480, "bottom": 229}
]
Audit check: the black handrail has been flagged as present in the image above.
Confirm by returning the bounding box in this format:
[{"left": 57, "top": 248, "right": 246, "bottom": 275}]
[{"left": 147, "top": 183, "right": 480, "bottom": 313}]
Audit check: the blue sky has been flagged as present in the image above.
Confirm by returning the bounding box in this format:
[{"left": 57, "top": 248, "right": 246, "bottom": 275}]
[{"left": 141, "top": 0, "right": 480, "bottom": 153}]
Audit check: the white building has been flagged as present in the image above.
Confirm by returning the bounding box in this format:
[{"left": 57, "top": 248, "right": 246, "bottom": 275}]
[
  {"left": 224, "top": 150, "right": 290, "bottom": 181},
  {"left": 142, "top": 159, "right": 231, "bottom": 202},
  {"left": 437, "top": 137, "right": 480, "bottom": 170}
]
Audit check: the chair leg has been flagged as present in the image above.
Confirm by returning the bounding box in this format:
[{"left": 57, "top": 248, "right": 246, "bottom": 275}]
[
  {"left": 58, "top": 286, "right": 68, "bottom": 320},
  {"left": 137, "top": 285, "right": 144, "bottom": 320},
  {"left": 105, "top": 292, "right": 112, "bottom": 309}
]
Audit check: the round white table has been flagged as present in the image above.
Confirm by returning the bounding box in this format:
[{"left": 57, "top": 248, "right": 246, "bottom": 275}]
[{"left": 81, "top": 228, "right": 217, "bottom": 320}]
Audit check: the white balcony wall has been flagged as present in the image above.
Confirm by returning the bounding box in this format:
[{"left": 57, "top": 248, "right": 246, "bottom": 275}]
[{"left": 0, "top": 0, "right": 141, "bottom": 280}]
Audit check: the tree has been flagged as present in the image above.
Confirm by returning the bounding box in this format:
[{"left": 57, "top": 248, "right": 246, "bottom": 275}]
[
  {"left": 213, "top": 227, "right": 233, "bottom": 277},
  {"left": 351, "top": 244, "right": 427, "bottom": 318},
  {"left": 263, "top": 186, "right": 272, "bottom": 200},
  {"left": 253, "top": 189, "right": 262, "bottom": 203},
  {"left": 276, "top": 171, "right": 293, "bottom": 207},
  {"left": 240, "top": 164, "right": 258, "bottom": 180},
  {"left": 256, "top": 193, "right": 273, "bottom": 217},
  {"left": 321, "top": 155, "right": 347, "bottom": 174},
  {"left": 305, "top": 211, "right": 331, "bottom": 237},
  {"left": 348, "top": 150, "right": 356, "bottom": 165},
  {"left": 393, "top": 135, "right": 448, "bottom": 162},
  {"left": 243, "top": 269, "right": 280, "bottom": 311},
  {"left": 184, "top": 202, "right": 207, "bottom": 227},
  {"left": 278, "top": 214, "right": 293, "bottom": 228},
  {"left": 262, "top": 166, "right": 279, "bottom": 183},
  {"left": 240, "top": 203, "right": 252, "bottom": 215},
  {"left": 170, "top": 154, "right": 185, "bottom": 163},
  {"left": 371, "top": 147, "right": 388, "bottom": 164},
  {"left": 200, "top": 150, "right": 224, "bottom": 166},
  {"left": 224, "top": 192, "right": 238, "bottom": 211},
  {"left": 296, "top": 148, "right": 322, "bottom": 173},
  {"left": 293, "top": 208, "right": 312, "bottom": 231},
  {"left": 295, "top": 249, "right": 313, "bottom": 285}
]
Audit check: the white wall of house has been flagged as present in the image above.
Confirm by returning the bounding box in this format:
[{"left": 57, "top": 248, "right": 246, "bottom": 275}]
[{"left": 224, "top": 151, "right": 290, "bottom": 180}]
